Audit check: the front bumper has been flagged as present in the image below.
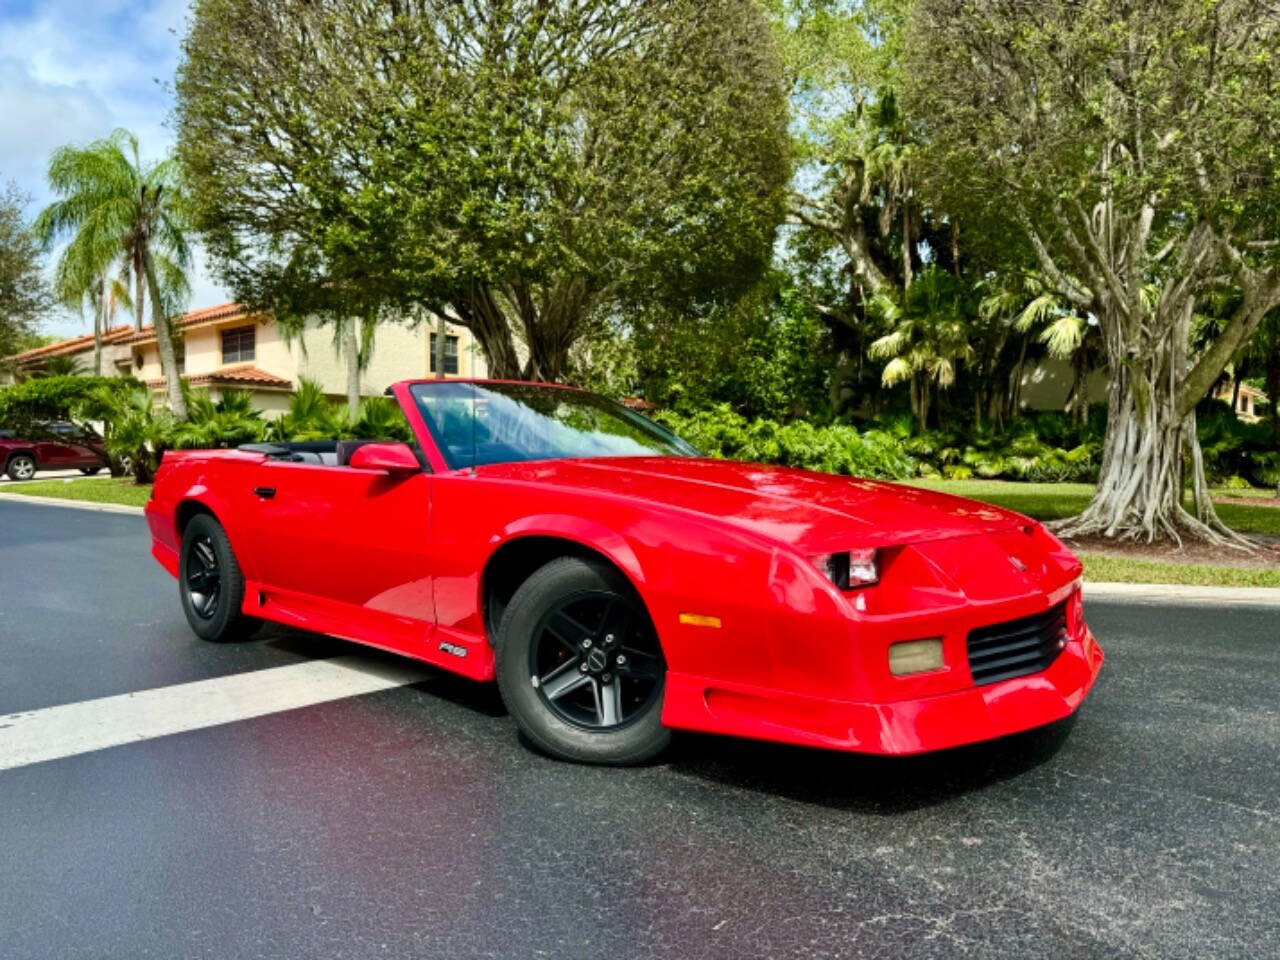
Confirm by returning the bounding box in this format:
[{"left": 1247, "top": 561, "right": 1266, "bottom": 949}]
[{"left": 661, "top": 629, "right": 1103, "bottom": 755}]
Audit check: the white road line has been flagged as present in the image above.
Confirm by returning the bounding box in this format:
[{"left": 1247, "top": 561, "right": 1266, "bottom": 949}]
[{"left": 0, "top": 655, "right": 434, "bottom": 772}]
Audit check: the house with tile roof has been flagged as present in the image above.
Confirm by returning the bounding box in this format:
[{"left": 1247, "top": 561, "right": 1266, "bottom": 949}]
[{"left": 2, "top": 303, "right": 486, "bottom": 415}]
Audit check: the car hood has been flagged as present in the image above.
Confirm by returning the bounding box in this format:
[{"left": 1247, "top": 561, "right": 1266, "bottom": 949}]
[{"left": 474, "top": 456, "right": 1027, "bottom": 552}]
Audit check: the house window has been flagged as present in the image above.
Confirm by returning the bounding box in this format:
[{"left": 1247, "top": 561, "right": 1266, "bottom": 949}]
[
  {"left": 430, "top": 333, "right": 459, "bottom": 375},
  {"left": 174, "top": 341, "right": 185, "bottom": 375},
  {"left": 221, "top": 325, "right": 256, "bottom": 364}
]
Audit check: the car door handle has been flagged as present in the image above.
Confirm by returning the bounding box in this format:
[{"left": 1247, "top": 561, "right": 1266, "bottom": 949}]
[{"left": 253, "top": 486, "right": 276, "bottom": 499}]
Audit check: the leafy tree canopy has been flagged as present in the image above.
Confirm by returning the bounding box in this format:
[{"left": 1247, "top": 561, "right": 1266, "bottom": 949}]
[
  {"left": 0, "top": 183, "right": 52, "bottom": 360},
  {"left": 904, "top": 0, "right": 1280, "bottom": 543},
  {"left": 177, "top": 0, "right": 792, "bottom": 380}
]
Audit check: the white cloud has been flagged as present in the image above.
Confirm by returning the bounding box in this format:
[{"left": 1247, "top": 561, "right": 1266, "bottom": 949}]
[{"left": 0, "top": 0, "right": 230, "bottom": 339}]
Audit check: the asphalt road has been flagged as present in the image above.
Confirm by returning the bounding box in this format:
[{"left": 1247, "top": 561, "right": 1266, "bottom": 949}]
[{"left": 1, "top": 499, "right": 1277, "bottom": 959}]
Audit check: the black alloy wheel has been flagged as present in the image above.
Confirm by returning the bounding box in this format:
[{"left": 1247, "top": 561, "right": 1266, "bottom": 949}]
[
  {"left": 495, "top": 556, "right": 670, "bottom": 765},
  {"left": 178, "top": 513, "right": 258, "bottom": 642},
  {"left": 530, "top": 592, "right": 664, "bottom": 730},
  {"left": 185, "top": 533, "right": 221, "bottom": 620}
]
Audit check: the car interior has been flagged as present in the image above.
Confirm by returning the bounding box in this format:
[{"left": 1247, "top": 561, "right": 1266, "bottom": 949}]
[{"left": 237, "top": 440, "right": 420, "bottom": 468}]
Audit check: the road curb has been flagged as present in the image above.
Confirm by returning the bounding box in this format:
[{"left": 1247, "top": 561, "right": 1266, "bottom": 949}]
[
  {"left": 0, "top": 492, "right": 145, "bottom": 516},
  {"left": 1084, "top": 581, "right": 1280, "bottom": 607}
]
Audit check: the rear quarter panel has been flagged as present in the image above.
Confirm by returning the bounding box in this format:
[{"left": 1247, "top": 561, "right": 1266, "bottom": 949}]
[{"left": 147, "top": 451, "right": 266, "bottom": 581}]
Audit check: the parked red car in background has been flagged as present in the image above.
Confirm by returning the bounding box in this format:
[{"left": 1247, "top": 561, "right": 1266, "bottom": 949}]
[{"left": 0, "top": 423, "right": 108, "bottom": 481}]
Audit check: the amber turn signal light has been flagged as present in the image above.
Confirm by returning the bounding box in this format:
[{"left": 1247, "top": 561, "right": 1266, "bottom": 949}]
[{"left": 888, "top": 638, "right": 945, "bottom": 676}]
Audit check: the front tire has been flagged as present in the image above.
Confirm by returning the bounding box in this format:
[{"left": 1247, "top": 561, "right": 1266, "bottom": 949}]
[
  {"left": 6, "top": 453, "right": 37, "bottom": 481},
  {"left": 178, "top": 514, "right": 257, "bottom": 642},
  {"left": 495, "top": 556, "right": 669, "bottom": 765}
]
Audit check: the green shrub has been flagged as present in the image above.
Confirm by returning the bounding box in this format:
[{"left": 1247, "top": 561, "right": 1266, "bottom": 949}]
[{"left": 654, "top": 405, "right": 915, "bottom": 479}]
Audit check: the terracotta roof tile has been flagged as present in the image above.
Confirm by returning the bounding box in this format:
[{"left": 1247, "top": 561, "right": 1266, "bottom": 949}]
[
  {"left": 115, "top": 301, "right": 258, "bottom": 346},
  {"left": 146, "top": 365, "right": 293, "bottom": 391},
  {"left": 6, "top": 325, "right": 135, "bottom": 364}
]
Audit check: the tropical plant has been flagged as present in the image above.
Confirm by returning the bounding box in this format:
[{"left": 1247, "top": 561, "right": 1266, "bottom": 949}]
[
  {"left": 93, "top": 382, "right": 174, "bottom": 483},
  {"left": 34, "top": 129, "right": 193, "bottom": 417},
  {"left": 351, "top": 397, "right": 411, "bottom": 443},
  {"left": 655, "top": 405, "right": 916, "bottom": 480},
  {"left": 33, "top": 355, "right": 84, "bottom": 378},
  {"left": 265, "top": 378, "right": 332, "bottom": 442},
  {"left": 171, "top": 388, "right": 265, "bottom": 449},
  {"left": 867, "top": 267, "right": 974, "bottom": 431}
]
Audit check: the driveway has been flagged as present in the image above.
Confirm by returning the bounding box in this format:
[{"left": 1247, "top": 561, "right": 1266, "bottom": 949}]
[{"left": 0, "top": 499, "right": 1277, "bottom": 959}]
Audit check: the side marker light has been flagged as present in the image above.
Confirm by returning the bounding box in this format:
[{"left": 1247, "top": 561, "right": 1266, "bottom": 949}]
[{"left": 679, "top": 613, "right": 722, "bottom": 628}]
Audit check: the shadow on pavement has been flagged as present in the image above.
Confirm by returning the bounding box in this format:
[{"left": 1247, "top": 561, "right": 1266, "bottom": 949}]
[{"left": 665, "top": 714, "right": 1078, "bottom": 814}]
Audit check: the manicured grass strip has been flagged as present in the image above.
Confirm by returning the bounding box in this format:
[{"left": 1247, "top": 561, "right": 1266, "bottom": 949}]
[
  {"left": 1080, "top": 553, "right": 1280, "bottom": 589},
  {"left": 910, "top": 479, "right": 1280, "bottom": 536},
  {"left": 0, "top": 477, "right": 152, "bottom": 508}
]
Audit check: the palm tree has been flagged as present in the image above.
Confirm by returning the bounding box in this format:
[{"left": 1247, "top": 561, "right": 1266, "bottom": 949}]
[
  {"left": 46, "top": 249, "right": 132, "bottom": 376},
  {"left": 868, "top": 266, "right": 974, "bottom": 431},
  {"left": 35, "top": 355, "right": 84, "bottom": 378},
  {"left": 34, "top": 129, "right": 192, "bottom": 417}
]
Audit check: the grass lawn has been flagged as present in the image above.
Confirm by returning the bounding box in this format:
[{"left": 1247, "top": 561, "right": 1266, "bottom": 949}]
[
  {"left": 0, "top": 476, "right": 152, "bottom": 508},
  {"left": 910, "top": 478, "right": 1280, "bottom": 537},
  {"left": 1078, "top": 553, "right": 1280, "bottom": 588}
]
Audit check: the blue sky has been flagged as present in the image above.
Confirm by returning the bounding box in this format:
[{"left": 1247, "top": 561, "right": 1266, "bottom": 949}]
[{"left": 0, "top": 0, "right": 228, "bottom": 337}]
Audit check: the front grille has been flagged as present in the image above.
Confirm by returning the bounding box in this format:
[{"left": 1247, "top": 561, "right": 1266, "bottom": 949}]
[{"left": 966, "top": 602, "right": 1068, "bottom": 686}]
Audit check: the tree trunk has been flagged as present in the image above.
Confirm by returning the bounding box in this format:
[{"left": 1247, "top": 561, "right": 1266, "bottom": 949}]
[
  {"left": 344, "top": 322, "right": 361, "bottom": 415},
  {"left": 92, "top": 282, "right": 103, "bottom": 376},
  {"left": 1054, "top": 310, "right": 1245, "bottom": 546},
  {"left": 901, "top": 205, "right": 914, "bottom": 291},
  {"left": 1265, "top": 350, "right": 1279, "bottom": 441},
  {"left": 434, "top": 314, "right": 447, "bottom": 380},
  {"left": 144, "top": 252, "right": 186, "bottom": 419},
  {"left": 453, "top": 286, "right": 522, "bottom": 378},
  {"left": 133, "top": 256, "right": 145, "bottom": 332},
  {"left": 1007, "top": 335, "right": 1029, "bottom": 422}
]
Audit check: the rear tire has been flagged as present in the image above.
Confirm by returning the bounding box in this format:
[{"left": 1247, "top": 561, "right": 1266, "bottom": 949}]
[
  {"left": 5, "top": 453, "right": 37, "bottom": 481},
  {"left": 495, "top": 556, "right": 670, "bottom": 766},
  {"left": 178, "top": 514, "right": 258, "bottom": 642}
]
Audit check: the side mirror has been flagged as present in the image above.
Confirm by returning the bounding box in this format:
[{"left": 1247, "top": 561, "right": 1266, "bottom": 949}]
[{"left": 348, "top": 442, "right": 421, "bottom": 476}]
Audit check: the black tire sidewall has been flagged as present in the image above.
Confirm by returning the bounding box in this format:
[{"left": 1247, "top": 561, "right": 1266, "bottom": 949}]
[
  {"left": 495, "top": 557, "right": 670, "bottom": 765},
  {"left": 179, "top": 514, "right": 250, "bottom": 642}
]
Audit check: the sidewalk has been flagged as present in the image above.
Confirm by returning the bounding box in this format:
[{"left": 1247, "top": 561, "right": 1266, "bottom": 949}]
[{"left": 1083, "top": 581, "right": 1280, "bottom": 607}]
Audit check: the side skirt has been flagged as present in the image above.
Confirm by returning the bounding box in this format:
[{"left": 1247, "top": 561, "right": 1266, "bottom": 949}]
[{"left": 240, "top": 580, "right": 496, "bottom": 682}]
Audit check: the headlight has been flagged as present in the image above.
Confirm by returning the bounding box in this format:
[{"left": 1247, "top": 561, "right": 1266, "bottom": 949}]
[{"left": 810, "top": 548, "right": 879, "bottom": 590}]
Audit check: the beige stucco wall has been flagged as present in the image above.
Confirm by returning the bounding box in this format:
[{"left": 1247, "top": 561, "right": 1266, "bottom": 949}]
[
  {"left": 119, "top": 312, "right": 487, "bottom": 414},
  {"left": 1019, "top": 358, "right": 1109, "bottom": 412}
]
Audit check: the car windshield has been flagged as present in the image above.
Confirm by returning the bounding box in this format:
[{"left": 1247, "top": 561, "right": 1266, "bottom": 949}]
[{"left": 409, "top": 382, "right": 699, "bottom": 470}]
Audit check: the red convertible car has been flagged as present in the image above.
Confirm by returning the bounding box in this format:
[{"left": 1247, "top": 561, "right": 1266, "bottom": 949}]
[{"left": 146, "top": 380, "right": 1103, "bottom": 765}]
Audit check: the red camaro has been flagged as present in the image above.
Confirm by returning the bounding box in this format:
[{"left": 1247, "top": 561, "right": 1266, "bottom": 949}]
[{"left": 146, "top": 380, "right": 1103, "bottom": 765}]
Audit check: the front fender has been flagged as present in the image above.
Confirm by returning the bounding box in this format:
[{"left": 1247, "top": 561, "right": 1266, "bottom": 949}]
[{"left": 491, "top": 514, "right": 646, "bottom": 590}]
